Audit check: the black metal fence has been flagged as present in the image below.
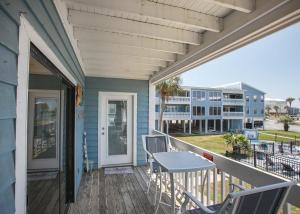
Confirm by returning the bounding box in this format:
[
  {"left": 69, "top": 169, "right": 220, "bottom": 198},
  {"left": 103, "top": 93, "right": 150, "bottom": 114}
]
[{"left": 242, "top": 144, "right": 300, "bottom": 181}]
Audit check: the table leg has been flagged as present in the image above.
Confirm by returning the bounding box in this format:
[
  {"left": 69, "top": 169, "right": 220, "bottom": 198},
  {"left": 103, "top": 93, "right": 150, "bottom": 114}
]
[
  {"left": 170, "top": 173, "right": 175, "bottom": 214},
  {"left": 185, "top": 172, "right": 188, "bottom": 191}
]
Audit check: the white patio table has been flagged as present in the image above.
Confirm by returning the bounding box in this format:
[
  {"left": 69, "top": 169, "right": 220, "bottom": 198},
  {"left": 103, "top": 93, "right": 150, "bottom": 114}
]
[{"left": 153, "top": 151, "right": 216, "bottom": 214}]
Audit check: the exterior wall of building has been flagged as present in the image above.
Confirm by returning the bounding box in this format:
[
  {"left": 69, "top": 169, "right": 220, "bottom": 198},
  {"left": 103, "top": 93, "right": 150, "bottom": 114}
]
[
  {"left": 85, "top": 77, "right": 149, "bottom": 167},
  {"left": 242, "top": 83, "right": 265, "bottom": 126},
  {"left": 0, "top": 1, "right": 85, "bottom": 212},
  {"left": 265, "top": 99, "right": 286, "bottom": 114},
  {"left": 156, "top": 83, "right": 265, "bottom": 133}
]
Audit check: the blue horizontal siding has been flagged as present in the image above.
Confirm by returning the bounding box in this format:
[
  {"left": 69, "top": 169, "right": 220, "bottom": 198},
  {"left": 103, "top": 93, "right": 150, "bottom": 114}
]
[
  {"left": 0, "top": 0, "right": 87, "bottom": 211},
  {"left": 85, "top": 77, "right": 149, "bottom": 167}
]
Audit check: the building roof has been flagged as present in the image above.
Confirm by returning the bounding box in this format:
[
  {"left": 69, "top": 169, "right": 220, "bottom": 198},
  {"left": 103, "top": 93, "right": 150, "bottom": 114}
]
[
  {"left": 265, "top": 97, "right": 286, "bottom": 102},
  {"left": 214, "top": 82, "right": 266, "bottom": 94}
]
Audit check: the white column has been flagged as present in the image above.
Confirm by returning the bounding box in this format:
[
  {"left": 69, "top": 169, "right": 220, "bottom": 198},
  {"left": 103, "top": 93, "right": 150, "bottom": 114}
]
[
  {"left": 205, "top": 119, "right": 208, "bottom": 133},
  {"left": 199, "top": 120, "right": 202, "bottom": 133},
  {"left": 183, "top": 120, "right": 186, "bottom": 133},
  {"left": 189, "top": 120, "right": 192, "bottom": 134},
  {"left": 221, "top": 119, "right": 223, "bottom": 133},
  {"left": 166, "top": 120, "right": 169, "bottom": 134},
  {"left": 148, "top": 82, "right": 156, "bottom": 134},
  {"left": 213, "top": 119, "right": 216, "bottom": 130},
  {"left": 228, "top": 120, "right": 230, "bottom": 131}
]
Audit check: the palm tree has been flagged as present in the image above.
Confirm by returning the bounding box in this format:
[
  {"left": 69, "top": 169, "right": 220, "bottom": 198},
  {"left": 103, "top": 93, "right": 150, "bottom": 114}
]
[
  {"left": 156, "top": 77, "right": 182, "bottom": 132},
  {"left": 278, "top": 115, "right": 293, "bottom": 131},
  {"left": 273, "top": 105, "right": 279, "bottom": 117},
  {"left": 265, "top": 105, "right": 271, "bottom": 115},
  {"left": 286, "top": 97, "right": 295, "bottom": 108}
]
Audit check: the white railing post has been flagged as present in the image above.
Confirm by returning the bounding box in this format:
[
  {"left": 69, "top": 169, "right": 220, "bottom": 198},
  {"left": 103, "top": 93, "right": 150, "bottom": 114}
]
[
  {"left": 207, "top": 170, "right": 211, "bottom": 205},
  {"left": 148, "top": 82, "right": 155, "bottom": 134},
  {"left": 283, "top": 203, "right": 291, "bottom": 214},
  {"left": 221, "top": 171, "right": 225, "bottom": 201},
  {"left": 213, "top": 169, "right": 217, "bottom": 204}
]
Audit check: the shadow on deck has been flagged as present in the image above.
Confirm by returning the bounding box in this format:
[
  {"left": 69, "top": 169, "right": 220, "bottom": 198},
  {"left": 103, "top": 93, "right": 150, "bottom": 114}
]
[{"left": 69, "top": 166, "right": 171, "bottom": 214}]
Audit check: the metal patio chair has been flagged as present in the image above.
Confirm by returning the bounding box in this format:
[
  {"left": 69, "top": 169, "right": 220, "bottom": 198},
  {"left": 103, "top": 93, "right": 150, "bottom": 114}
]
[
  {"left": 180, "top": 181, "right": 295, "bottom": 214},
  {"left": 142, "top": 134, "right": 172, "bottom": 204}
]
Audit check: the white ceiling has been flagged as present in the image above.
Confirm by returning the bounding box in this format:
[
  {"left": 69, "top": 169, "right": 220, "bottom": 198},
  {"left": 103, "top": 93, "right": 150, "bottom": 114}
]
[{"left": 56, "top": 0, "right": 300, "bottom": 81}]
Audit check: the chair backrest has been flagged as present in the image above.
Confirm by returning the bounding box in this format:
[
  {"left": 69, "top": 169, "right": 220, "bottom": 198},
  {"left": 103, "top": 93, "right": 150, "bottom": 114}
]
[
  {"left": 142, "top": 135, "right": 169, "bottom": 159},
  {"left": 217, "top": 181, "right": 295, "bottom": 214}
]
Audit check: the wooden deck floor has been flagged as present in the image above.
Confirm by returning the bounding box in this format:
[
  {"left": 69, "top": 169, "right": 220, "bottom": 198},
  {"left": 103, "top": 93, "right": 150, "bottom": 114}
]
[{"left": 69, "top": 166, "right": 169, "bottom": 214}]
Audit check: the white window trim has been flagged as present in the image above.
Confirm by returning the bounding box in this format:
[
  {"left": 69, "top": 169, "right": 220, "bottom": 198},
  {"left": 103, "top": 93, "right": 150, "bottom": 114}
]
[
  {"left": 97, "top": 92, "right": 138, "bottom": 168},
  {"left": 15, "top": 15, "right": 77, "bottom": 214}
]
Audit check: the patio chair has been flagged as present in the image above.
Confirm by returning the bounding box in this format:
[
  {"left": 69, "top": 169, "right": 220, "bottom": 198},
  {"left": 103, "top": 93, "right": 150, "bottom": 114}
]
[
  {"left": 281, "top": 163, "right": 300, "bottom": 178},
  {"left": 142, "top": 135, "right": 172, "bottom": 204},
  {"left": 180, "top": 181, "right": 295, "bottom": 214}
]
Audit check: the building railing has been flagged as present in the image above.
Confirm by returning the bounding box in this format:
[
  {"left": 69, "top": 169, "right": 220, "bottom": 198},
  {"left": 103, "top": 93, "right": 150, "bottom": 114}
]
[
  {"left": 223, "top": 98, "right": 244, "bottom": 106},
  {"left": 156, "top": 96, "right": 190, "bottom": 104},
  {"left": 153, "top": 130, "right": 300, "bottom": 214},
  {"left": 155, "top": 112, "right": 190, "bottom": 119},
  {"left": 223, "top": 112, "right": 244, "bottom": 117}
]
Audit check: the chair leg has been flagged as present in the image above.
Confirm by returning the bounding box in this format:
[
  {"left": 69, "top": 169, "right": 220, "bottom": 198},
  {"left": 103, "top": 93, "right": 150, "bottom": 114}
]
[
  {"left": 154, "top": 174, "right": 158, "bottom": 205},
  {"left": 147, "top": 165, "right": 154, "bottom": 194},
  {"left": 155, "top": 172, "right": 163, "bottom": 214}
]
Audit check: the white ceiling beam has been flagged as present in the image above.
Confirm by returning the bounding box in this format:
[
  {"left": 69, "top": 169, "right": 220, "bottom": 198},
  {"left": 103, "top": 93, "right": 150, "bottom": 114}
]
[
  {"left": 73, "top": 28, "right": 186, "bottom": 54},
  {"left": 85, "top": 62, "right": 160, "bottom": 72},
  {"left": 67, "top": 0, "right": 222, "bottom": 32},
  {"left": 205, "top": 0, "right": 255, "bottom": 13},
  {"left": 68, "top": 9, "right": 202, "bottom": 45},
  {"left": 79, "top": 44, "right": 176, "bottom": 62},
  {"left": 78, "top": 42, "right": 176, "bottom": 62},
  {"left": 83, "top": 58, "right": 166, "bottom": 68},
  {"left": 82, "top": 54, "right": 168, "bottom": 67},
  {"left": 85, "top": 71, "right": 150, "bottom": 80}
]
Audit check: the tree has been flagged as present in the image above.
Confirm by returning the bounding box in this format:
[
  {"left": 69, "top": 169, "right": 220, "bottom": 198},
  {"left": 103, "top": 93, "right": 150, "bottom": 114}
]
[
  {"left": 156, "top": 77, "right": 182, "bottom": 132},
  {"left": 224, "top": 133, "right": 250, "bottom": 154},
  {"left": 286, "top": 97, "right": 295, "bottom": 113},
  {"left": 265, "top": 105, "right": 271, "bottom": 115},
  {"left": 273, "top": 105, "right": 279, "bottom": 117},
  {"left": 278, "top": 115, "right": 293, "bottom": 131}
]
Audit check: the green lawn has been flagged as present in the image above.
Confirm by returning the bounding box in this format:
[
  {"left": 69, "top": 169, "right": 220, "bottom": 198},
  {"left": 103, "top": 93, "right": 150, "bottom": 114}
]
[
  {"left": 174, "top": 134, "right": 229, "bottom": 155},
  {"left": 259, "top": 130, "right": 300, "bottom": 143}
]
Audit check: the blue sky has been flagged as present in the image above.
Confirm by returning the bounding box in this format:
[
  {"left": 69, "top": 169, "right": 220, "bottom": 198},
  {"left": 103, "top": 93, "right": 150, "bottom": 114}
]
[{"left": 181, "top": 22, "right": 300, "bottom": 107}]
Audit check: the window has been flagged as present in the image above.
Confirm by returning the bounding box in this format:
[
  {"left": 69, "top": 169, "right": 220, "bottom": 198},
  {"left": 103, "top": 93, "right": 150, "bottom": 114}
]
[
  {"left": 209, "top": 107, "right": 221, "bottom": 115},
  {"left": 192, "top": 90, "right": 206, "bottom": 101},
  {"left": 246, "top": 95, "right": 249, "bottom": 101},
  {"left": 223, "top": 93, "right": 243, "bottom": 99},
  {"left": 246, "top": 108, "right": 249, "bottom": 114},
  {"left": 208, "top": 91, "right": 221, "bottom": 101},
  {"left": 253, "top": 95, "right": 257, "bottom": 102},
  {"left": 260, "top": 95, "right": 264, "bottom": 102},
  {"left": 155, "top": 105, "right": 160, "bottom": 112},
  {"left": 254, "top": 109, "right": 257, "bottom": 114},
  {"left": 193, "top": 106, "right": 205, "bottom": 116},
  {"left": 261, "top": 109, "right": 264, "bottom": 114}
]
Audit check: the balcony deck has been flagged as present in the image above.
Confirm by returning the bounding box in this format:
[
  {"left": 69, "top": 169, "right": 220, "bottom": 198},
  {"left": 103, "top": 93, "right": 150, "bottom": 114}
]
[{"left": 69, "top": 166, "right": 169, "bottom": 214}]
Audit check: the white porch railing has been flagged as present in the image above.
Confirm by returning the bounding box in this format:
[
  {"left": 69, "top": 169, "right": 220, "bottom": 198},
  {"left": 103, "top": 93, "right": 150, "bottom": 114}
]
[
  {"left": 222, "top": 98, "right": 244, "bottom": 106},
  {"left": 155, "top": 112, "right": 190, "bottom": 120},
  {"left": 223, "top": 112, "right": 244, "bottom": 117},
  {"left": 153, "top": 130, "right": 300, "bottom": 214},
  {"left": 155, "top": 96, "right": 191, "bottom": 104}
]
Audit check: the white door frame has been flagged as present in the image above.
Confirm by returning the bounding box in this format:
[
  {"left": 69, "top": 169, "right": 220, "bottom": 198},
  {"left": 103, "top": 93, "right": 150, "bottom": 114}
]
[
  {"left": 98, "top": 92, "right": 137, "bottom": 168},
  {"left": 15, "top": 15, "right": 77, "bottom": 214}
]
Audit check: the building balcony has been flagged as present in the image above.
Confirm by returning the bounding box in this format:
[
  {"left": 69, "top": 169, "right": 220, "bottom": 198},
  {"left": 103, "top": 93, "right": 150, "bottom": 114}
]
[
  {"left": 156, "top": 112, "right": 190, "bottom": 120},
  {"left": 223, "top": 112, "right": 244, "bottom": 118},
  {"left": 222, "top": 98, "right": 244, "bottom": 106},
  {"left": 156, "top": 96, "right": 191, "bottom": 104},
  {"left": 70, "top": 132, "right": 300, "bottom": 214}
]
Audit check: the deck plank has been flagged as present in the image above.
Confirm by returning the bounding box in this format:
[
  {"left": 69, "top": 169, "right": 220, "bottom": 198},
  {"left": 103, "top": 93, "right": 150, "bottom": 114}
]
[{"left": 69, "top": 166, "right": 169, "bottom": 214}]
